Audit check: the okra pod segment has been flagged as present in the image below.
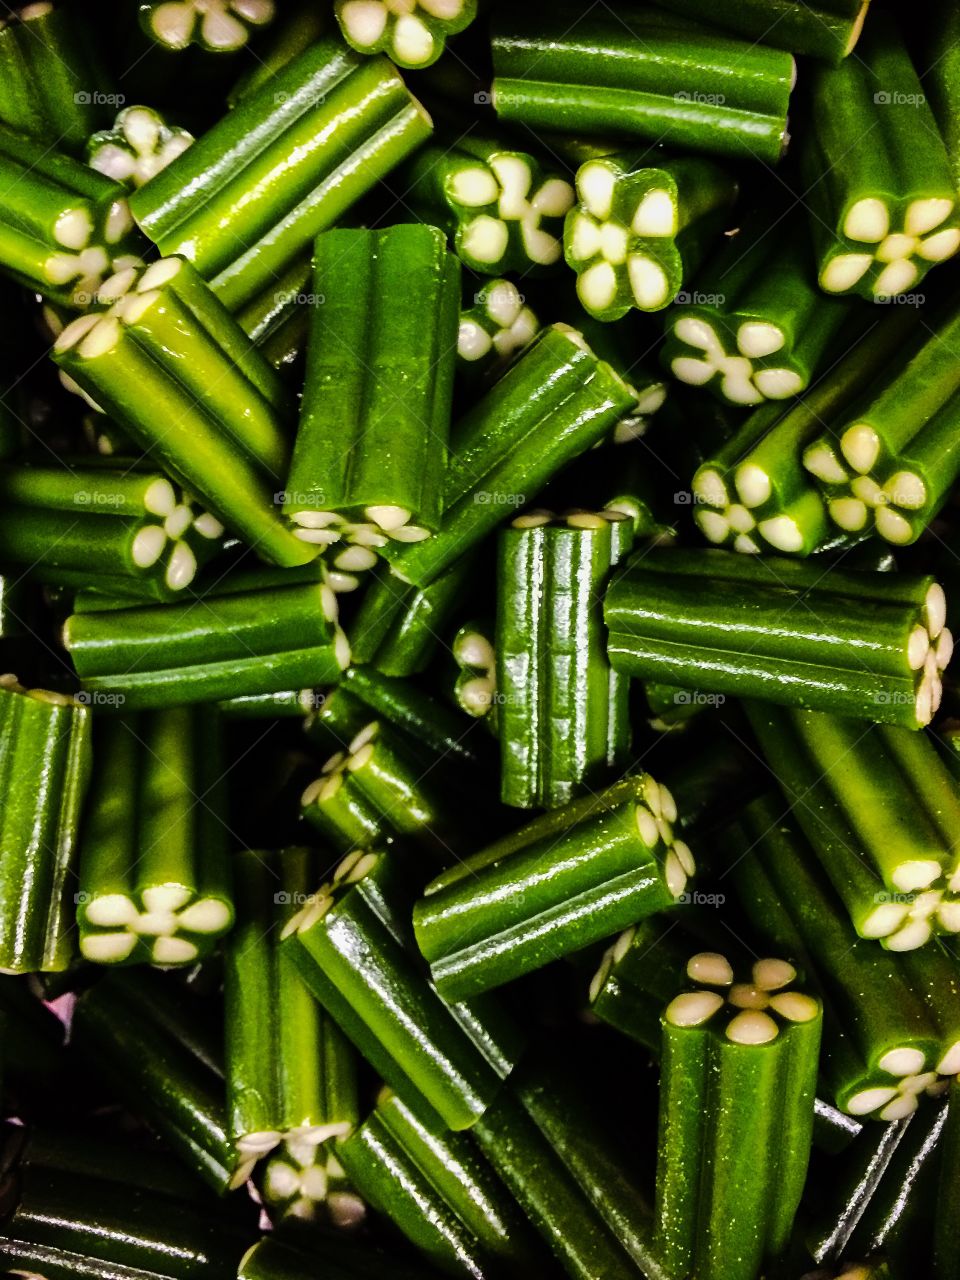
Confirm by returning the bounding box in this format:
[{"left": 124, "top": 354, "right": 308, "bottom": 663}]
[
  {"left": 691, "top": 307, "right": 918, "bottom": 555},
  {"left": 646, "top": 0, "right": 871, "bottom": 63},
  {"left": 285, "top": 224, "right": 460, "bottom": 553},
  {"left": 458, "top": 278, "right": 540, "bottom": 378},
  {"left": 335, "top": 0, "right": 477, "bottom": 68},
  {"left": 663, "top": 210, "right": 851, "bottom": 406},
  {"left": 0, "top": 676, "right": 92, "bottom": 974},
  {"left": 803, "top": 300, "right": 960, "bottom": 546},
  {"left": 802, "top": 16, "right": 960, "bottom": 300},
  {"left": 300, "top": 719, "right": 450, "bottom": 860},
  {"left": 139, "top": 0, "right": 275, "bottom": 52},
  {"left": 130, "top": 39, "right": 433, "bottom": 308},
  {"left": 381, "top": 324, "right": 639, "bottom": 587},
  {"left": 414, "top": 773, "right": 696, "bottom": 1000},
  {"left": 0, "top": 125, "right": 141, "bottom": 308},
  {"left": 729, "top": 795, "right": 960, "bottom": 1121},
  {"left": 348, "top": 557, "right": 472, "bottom": 677},
  {"left": 604, "top": 548, "right": 952, "bottom": 728},
  {"left": 225, "top": 848, "right": 358, "bottom": 1163},
  {"left": 496, "top": 508, "right": 633, "bottom": 809},
  {"left": 564, "top": 151, "right": 737, "bottom": 319},
  {"left": 62, "top": 570, "right": 350, "bottom": 709},
  {"left": 491, "top": 7, "right": 796, "bottom": 163},
  {"left": 87, "top": 105, "right": 194, "bottom": 189},
  {"left": 746, "top": 704, "right": 960, "bottom": 950},
  {"left": 53, "top": 255, "right": 313, "bottom": 568},
  {"left": 406, "top": 136, "right": 574, "bottom": 275},
  {"left": 337, "top": 1085, "right": 542, "bottom": 1277},
  {"left": 76, "top": 707, "right": 233, "bottom": 966},
  {"left": 655, "top": 952, "right": 822, "bottom": 1280},
  {"left": 0, "top": 462, "right": 225, "bottom": 596},
  {"left": 282, "top": 847, "right": 526, "bottom": 1131}
]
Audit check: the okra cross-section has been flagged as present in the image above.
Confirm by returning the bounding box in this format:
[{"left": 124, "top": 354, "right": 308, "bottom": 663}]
[
  {"left": 604, "top": 548, "right": 952, "bottom": 728},
  {"left": 62, "top": 569, "right": 350, "bottom": 709},
  {"left": 0, "top": 677, "right": 91, "bottom": 974},
  {"left": 261, "top": 1137, "right": 364, "bottom": 1228},
  {"left": 457, "top": 278, "right": 540, "bottom": 377},
  {"left": 283, "top": 848, "right": 525, "bottom": 1131},
  {"left": 691, "top": 307, "right": 918, "bottom": 555},
  {"left": 53, "top": 256, "right": 311, "bottom": 568},
  {"left": 496, "top": 508, "right": 634, "bottom": 809},
  {"left": 491, "top": 7, "right": 795, "bottom": 163},
  {"left": 381, "top": 324, "right": 639, "bottom": 588},
  {"left": 130, "top": 39, "right": 433, "bottom": 308},
  {"left": 76, "top": 708, "right": 233, "bottom": 966},
  {"left": 663, "top": 212, "right": 850, "bottom": 405},
  {"left": 0, "top": 462, "right": 225, "bottom": 597},
  {"left": 225, "top": 848, "right": 358, "bottom": 1163},
  {"left": 284, "top": 225, "right": 459, "bottom": 557},
  {"left": 406, "top": 138, "right": 574, "bottom": 275},
  {"left": 564, "top": 152, "right": 736, "bottom": 319},
  {"left": 87, "top": 105, "right": 194, "bottom": 190},
  {"left": 803, "top": 300, "right": 960, "bottom": 546},
  {"left": 414, "top": 773, "right": 696, "bottom": 1000},
  {"left": 802, "top": 16, "right": 960, "bottom": 300},
  {"left": 0, "top": 124, "right": 141, "bottom": 309},
  {"left": 730, "top": 797, "right": 960, "bottom": 1120},
  {"left": 139, "top": 0, "right": 275, "bottom": 52},
  {"left": 747, "top": 704, "right": 960, "bottom": 950},
  {"left": 655, "top": 952, "right": 822, "bottom": 1280},
  {"left": 335, "top": 0, "right": 477, "bottom": 68},
  {"left": 453, "top": 620, "right": 498, "bottom": 723}
]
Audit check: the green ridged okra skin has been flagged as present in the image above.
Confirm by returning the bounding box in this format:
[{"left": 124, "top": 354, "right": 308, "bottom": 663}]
[
  {"left": 0, "top": 125, "right": 141, "bottom": 309},
  {"left": 604, "top": 548, "right": 951, "bottom": 728},
  {"left": 0, "top": 679, "right": 92, "bottom": 974},
  {"left": 381, "top": 324, "right": 639, "bottom": 588},
  {"left": 285, "top": 224, "right": 460, "bottom": 554},
  {"left": 730, "top": 796, "right": 960, "bottom": 1120},
  {"left": 76, "top": 708, "right": 233, "bottom": 967},
  {"left": 646, "top": 0, "right": 870, "bottom": 63},
  {"left": 337, "top": 1087, "right": 543, "bottom": 1279},
  {"left": 491, "top": 6, "right": 795, "bottom": 163},
  {"left": 414, "top": 774, "right": 695, "bottom": 1000},
  {"left": 746, "top": 704, "right": 960, "bottom": 951},
  {"left": 283, "top": 848, "right": 526, "bottom": 1133},
  {"left": 654, "top": 953, "right": 822, "bottom": 1280},
  {"left": 347, "top": 558, "right": 472, "bottom": 678},
  {"left": 52, "top": 256, "right": 311, "bottom": 569},
  {"left": 802, "top": 15, "right": 960, "bottom": 300},
  {"left": 224, "top": 848, "right": 358, "bottom": 1163},
  {"left": 496, "top": 510, "right": 633, "bottom": 809},
  {"left": 62, "top": 574, "right": 350, "bottom": 709},
  {"left": 130, "top": 39, "right": 433, "bottom": 309}
]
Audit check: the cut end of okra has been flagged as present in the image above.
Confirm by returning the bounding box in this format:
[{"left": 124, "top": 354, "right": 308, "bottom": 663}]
[
  {"left": 668, "top": 312, "right": 804, "bottom": 407},
  {"left": 566, "top": 157, "right": 683, "bottom": 320},
  {"left": 282, "top": 849, "right": 383, "bottom": 940},
  {"left": 843, "top": 1042, "right": 952, "bottom": 1121},
  {"left": 141, "top": 0, "right": 276, "bottom": 52},
  {"left": 453, "top": 622, "right": 497, "bottom": 720},
  {"left": 457, "top": 279, "right": 540, "bottom": 368},
  {"left": 263, "top": 1137, "right": 365, "bottom": 1225},
  {"left": 821, "top": 197, "right": 960, "bottom": 298},
  {"left": 336, "top": 0, "right": 477, "bottom": 68},
  {"left": 692, "top": 461, "right": 812, "bottom": 556},
  {"left": 438, "top": 146, "right": 574, "bottom": 275},
  {"left": 88, "top": 106, "right": 194, "bottom": 190},
  {"left": 664, "top": 953, "right": 820, "bottom": 1045},
  {"left": 287, "top": 508, "right": 431, "bottom": 555},
  {"left": 79, "top": 883, "right": 234, "bottom": 966}
]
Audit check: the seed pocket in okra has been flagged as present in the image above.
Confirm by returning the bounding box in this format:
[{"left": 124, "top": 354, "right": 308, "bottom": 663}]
[
  {"left": 284, "top": 224, "right": 459, "bottom": 562},
  {"left": 335, "top": 0, "right": 477, "bottom": 69}
]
